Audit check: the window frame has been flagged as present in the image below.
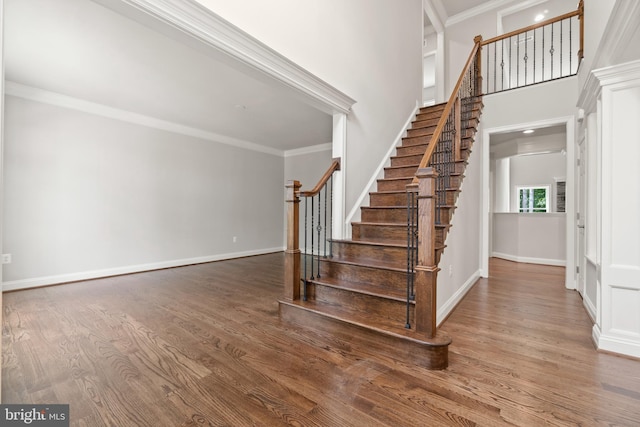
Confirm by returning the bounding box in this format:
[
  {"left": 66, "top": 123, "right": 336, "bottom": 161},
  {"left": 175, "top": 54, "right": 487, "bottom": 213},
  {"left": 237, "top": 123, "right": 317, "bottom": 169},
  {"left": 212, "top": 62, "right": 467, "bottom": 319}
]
[{"left": 517, "top": 185, "right": 550, "bottom": 213}]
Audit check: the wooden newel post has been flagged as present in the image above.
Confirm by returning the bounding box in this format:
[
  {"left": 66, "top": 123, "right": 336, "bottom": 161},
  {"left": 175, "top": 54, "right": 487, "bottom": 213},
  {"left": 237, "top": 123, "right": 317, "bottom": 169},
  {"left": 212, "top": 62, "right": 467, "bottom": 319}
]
[
  {"left": 284, "top": 180, "right": 301, "bottom": 301},
  {"left": 474, "top": 35, "right": 483, "bottom": 96},
  {"left": 414, "top": 167, "right": 439, "bottom": 339}
]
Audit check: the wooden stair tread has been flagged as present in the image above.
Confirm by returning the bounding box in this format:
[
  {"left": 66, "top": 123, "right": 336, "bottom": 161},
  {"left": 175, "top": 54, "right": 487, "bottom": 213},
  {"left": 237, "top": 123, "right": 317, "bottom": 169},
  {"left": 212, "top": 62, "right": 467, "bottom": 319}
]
[
  {"left": 321, "top": 255, "right": 406, "bottom": 272},
  {"left": 309, "top": 276, "right": 408, "bottom": 302},
  {"left": 331, "top": 238, "right": 406, "bottom": 248},
  {"left": 280, "top": 299, "right": 451, "bottom": 346}
]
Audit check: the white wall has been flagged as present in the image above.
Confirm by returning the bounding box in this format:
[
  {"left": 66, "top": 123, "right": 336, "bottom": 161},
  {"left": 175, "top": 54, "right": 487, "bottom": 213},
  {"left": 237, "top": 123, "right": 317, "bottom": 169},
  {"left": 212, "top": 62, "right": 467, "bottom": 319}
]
[
  {"left": 493, "top": 213, "right": 566, "bottom": 265},
  {"left": 3, "top": 96, "right": 285, "bottom": 290},
  {"left": 436, "top": 127, "right": 483, "bottom": 324},
  {"left": 509, "top": 152, "right": 566, "bottom": 212},
  {"left": 192, "top": 0, "right": 424, "bottom": 225}
]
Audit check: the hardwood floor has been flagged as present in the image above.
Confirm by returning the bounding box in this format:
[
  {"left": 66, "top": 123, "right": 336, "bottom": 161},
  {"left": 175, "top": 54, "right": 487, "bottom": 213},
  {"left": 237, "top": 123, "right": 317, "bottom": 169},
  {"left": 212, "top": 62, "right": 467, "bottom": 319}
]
[{"left": 3, "top": 254, "right": 640, "bottom": 426}]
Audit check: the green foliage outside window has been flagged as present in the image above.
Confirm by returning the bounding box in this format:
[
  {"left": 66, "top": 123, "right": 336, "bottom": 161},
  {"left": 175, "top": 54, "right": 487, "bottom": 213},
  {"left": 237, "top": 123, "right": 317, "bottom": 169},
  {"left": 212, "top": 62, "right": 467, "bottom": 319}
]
[{"left": 519, "top": 187, "right": 548, "bottom": 212}]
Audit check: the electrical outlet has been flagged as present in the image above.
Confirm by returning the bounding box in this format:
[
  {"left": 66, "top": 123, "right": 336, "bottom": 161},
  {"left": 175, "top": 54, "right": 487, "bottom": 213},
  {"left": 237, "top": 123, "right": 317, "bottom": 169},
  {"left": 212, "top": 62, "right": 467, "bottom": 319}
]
[
  {"left": 448, "top": 265, "right": 453, "bottom": 277},
  {"left": 2, "top": 254, "right": 11, "bottom": 264},
  {"left": 233, "top": 236, "right": 237, "bottom": 243}
]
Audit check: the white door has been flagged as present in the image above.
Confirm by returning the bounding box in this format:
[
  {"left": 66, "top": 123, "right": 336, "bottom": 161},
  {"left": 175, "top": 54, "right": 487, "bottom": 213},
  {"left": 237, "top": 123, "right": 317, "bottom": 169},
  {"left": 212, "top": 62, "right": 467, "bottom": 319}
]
[{"left": 576, "top": 137, "right": 586, "bottom": 297}]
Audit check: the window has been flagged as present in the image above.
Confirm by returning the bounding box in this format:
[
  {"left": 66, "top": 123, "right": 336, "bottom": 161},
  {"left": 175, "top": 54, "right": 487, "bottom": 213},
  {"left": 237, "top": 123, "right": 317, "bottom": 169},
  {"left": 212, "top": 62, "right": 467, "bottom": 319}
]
[{"left": 518, "top": 186, "right": 549, "bottom": 212}]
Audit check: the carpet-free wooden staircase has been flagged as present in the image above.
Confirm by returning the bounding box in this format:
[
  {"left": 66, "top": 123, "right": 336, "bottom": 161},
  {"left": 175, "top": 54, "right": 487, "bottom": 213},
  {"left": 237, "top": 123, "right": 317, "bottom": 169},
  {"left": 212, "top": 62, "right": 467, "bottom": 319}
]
[{"left": 280, "top": 96, "right": 483, "bottom": 370}]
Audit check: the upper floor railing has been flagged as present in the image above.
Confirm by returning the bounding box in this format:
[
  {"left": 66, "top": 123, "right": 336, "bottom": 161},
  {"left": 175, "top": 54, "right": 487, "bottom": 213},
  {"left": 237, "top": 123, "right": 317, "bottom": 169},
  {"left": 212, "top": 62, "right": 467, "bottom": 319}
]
[{"left": 480, "top": 0, "right": 584, "bottom": 95}]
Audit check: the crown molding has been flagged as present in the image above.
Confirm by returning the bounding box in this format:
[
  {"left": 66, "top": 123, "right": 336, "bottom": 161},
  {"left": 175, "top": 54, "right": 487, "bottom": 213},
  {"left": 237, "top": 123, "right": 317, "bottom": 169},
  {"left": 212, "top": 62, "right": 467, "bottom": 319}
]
[
  {"left": 94, "top": 0, "right": 356, "bottom": 115},
  {"left": 284, "top": 143, "right": 332, "bottom": 158},
  {"left": 591, "top": 0, "right": 640, "bottom": 71},
  {"left": 6, "top": 81, "right": 286, "bottom": 157},
  {"left": 446, "top": 0, "right": 514, "bottom": 27}
]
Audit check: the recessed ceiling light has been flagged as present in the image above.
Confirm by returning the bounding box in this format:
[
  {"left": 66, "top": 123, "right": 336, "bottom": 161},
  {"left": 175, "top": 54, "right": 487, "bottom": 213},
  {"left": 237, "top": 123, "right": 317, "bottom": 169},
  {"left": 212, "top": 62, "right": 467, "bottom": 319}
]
[
  {"left": 534, "top": 13, "right": 545, "bottom": 22},
  {"left": 523, "top": 129, "right": 535, "bottom": 134}
]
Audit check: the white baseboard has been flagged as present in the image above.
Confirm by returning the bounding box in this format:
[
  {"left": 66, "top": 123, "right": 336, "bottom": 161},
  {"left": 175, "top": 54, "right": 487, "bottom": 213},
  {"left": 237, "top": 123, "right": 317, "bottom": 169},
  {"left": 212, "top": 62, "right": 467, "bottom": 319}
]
[
  {"left": 437, "top": 269, "right": 481, "bottom": 326},
  {"left": 595, "top": 328, "right": 640, "bottom": 359},
  {"left": 583, "top": 294, "right": 597, "bottom": 323},
  {"left": 491, "top": 251, "right": 566, "bottom": 267},
  {"left": 2, "top": 247, "right": 284, "bottom": 292}
]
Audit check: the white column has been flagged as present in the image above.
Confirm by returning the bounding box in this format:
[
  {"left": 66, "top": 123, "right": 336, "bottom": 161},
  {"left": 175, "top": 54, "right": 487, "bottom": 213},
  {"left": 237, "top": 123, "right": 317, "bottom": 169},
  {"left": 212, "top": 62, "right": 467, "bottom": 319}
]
[
  {"left": 332, "top": 113, "right": 347, "bottom": 239},
  {"left": 592, "top": 60, "right": 640, "bottom": 358}
]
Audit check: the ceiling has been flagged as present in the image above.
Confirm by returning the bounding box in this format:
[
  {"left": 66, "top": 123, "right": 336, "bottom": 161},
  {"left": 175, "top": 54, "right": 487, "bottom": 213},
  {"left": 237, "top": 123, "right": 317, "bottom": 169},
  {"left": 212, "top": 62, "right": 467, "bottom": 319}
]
[
  {"left": 424, "top": 0, "right": 578, "bottom": 32},
  {"left": 4, "top": 0, "right": 334, "bottom": 154}
]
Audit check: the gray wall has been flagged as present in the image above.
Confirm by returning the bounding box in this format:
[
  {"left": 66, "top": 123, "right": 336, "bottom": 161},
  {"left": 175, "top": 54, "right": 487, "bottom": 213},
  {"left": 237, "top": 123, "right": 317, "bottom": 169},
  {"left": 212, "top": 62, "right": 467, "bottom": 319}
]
[{"left": 3, "top": 96, "right": 285, "bottom": 289}]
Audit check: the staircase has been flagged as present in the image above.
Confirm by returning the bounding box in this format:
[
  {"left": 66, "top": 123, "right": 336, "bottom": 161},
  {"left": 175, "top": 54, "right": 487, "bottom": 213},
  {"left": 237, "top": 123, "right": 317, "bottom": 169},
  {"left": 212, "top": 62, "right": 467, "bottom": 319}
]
[{"left": 279, "top": 98, "right": 483, "bottom": 370}]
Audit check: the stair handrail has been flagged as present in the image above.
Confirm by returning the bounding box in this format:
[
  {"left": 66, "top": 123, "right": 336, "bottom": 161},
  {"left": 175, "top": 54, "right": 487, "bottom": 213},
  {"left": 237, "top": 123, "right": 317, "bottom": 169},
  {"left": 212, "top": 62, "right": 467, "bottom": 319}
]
[
  {"left": 405, "top": 37, "right": 482, "bottom": 340},
  {"left": 285, "top": 158, "right": 341, "bottom": 302},
  {"left": 412, "top": 38, "right": 482, "bottom": 183},
  {"left": 297, "top": 159, "right": 340, "bottom": 197}
]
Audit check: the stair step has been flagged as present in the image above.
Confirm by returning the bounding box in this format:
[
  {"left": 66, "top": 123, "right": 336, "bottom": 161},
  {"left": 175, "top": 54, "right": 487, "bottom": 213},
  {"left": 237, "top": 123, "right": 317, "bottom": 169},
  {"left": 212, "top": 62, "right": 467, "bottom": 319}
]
[
  {"left": 352, "top": 221, "right": 447, "bottom": 244},
  {"left": 396, "top": 143, "right": 430, "bottom": 157},
  {"left": 331, "top": 239, "right": 408, "bottom": 265},
  {"left": 376, "top": 177, "right": 414, "bottom": 192},
  {"left": 319, "top": 257, "right": 407, "bottom": 287},
  {"left": 390, "top": 153, "right": 425, "bottom": 167},
  {"left": 411, "top": 117, "right": 441, "bottom": 128},
  {"left": 406, "top": 125, "right": 437, "bottom": 138},
  {"left": 383, "top": 162, "right": 467, "bottom": 180},
  {"left": 278, "top": 299, "right": 451, "bottom": 370},
  {"left": 383, "top": 164, "right": 419, "bottom": 179},
  {"left": 371, "top": 189, "right": 459, "bottom": 207},
  {"left": 305, "top": 278, "right": 409, "bottom": 323},
  {"left": 361, "top": 206, "right": 409, "bottom": 223}
]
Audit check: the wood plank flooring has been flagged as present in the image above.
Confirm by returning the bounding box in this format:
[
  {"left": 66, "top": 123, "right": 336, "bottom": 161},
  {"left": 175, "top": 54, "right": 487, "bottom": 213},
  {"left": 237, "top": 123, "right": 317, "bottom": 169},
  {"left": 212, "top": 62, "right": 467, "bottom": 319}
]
[{"left": 3, "top": 254, "right": 640, "bottom": 426}]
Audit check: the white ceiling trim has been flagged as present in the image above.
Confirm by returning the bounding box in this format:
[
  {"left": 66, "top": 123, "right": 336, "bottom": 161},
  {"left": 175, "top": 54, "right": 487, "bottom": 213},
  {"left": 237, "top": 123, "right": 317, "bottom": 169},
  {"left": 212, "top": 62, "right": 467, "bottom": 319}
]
[
  {"left": 446, "top": 0, "right": 515, "bottom": 27},
  {"left": 97, "top": 0, "right": 356, "bottom": 115},
  {"left": 423, "top": 0, "right": 445, "bottom": 33},
  {"left": 6, "top": 81, "right": 285, "bottom": 157},
  {"left": 284, "top": 143, "right": 332, "bottom": 158}
]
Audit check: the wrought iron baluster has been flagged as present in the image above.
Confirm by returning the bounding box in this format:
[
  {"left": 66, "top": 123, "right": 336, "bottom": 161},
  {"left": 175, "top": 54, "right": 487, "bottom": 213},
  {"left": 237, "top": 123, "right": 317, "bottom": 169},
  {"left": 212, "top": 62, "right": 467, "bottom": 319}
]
[
  {"left": 316, "top": 193, "right": 321, "bottom": 278},
  {"left": 310, "top": 196, "right": 315, "bottom": 281},
  {"left": 550, "top": 22, "right": 555, "bottom": 78},
  {"left": 329, "top": 175, "right": 334, "bottom": 258},
  {"left": 524, "top": 31, "right": 528, "bottom": 85},
  {"left": 560, "top": 19, "right": 563, "bottom": 77},
  {"left": 303, "top": 197, "right": 308, "bottom": 301},
  {"left": 501, "top": 38, "right": 505, "bottom": 92}
]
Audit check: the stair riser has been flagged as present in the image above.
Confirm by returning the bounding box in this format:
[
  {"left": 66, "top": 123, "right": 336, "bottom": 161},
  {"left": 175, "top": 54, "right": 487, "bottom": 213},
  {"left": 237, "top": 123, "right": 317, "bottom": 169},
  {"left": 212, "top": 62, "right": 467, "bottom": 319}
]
[
  {"left": 415, "top": 111, "right": 445, "bottom": 122},
  {"left": 332, "top": 241, "right": 407, "bottom": 265},
  {"left": 353, "top": 223, "right": 445, "bottom": 245},
  {"left": 390, "top": 154, "right": 424, "bottom": 167},
  {"left": 371, "top": 190, "right": 457, "bottom": 207},
  {"left": 436, "top": 207, "right": 454, "bottom": 225},
  {"left": 319, "top": 262, "right": 407, "bottom": 291},
  {"left": 403, "top": 125, "right": 478, "bottom": 147},
  {"left": 370, "top": 192, "right": 412, "bottom": 206},
  {"left": 361, "top": 207, "right": 408, "bottom": 223},
  {"left": 306, "top": 283, "right": 411, "bottom": 325},
  {"left": 385, "top": 162, "right": 472, "bottom": 180},
  {"left": 411, "top": 118, "right": 440, "bottom": 128},
  {"left": 406, "top": 126, "right": 437, "bottom": 138},
  {"left": 396, "top": 144, "right": 428, "bottom": 157},
  {"left": 376, "top": 178, "right": 413, "bottom": 192},
  {"left": 384, "top": 165, "right": 418, "bottom": 179}
]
